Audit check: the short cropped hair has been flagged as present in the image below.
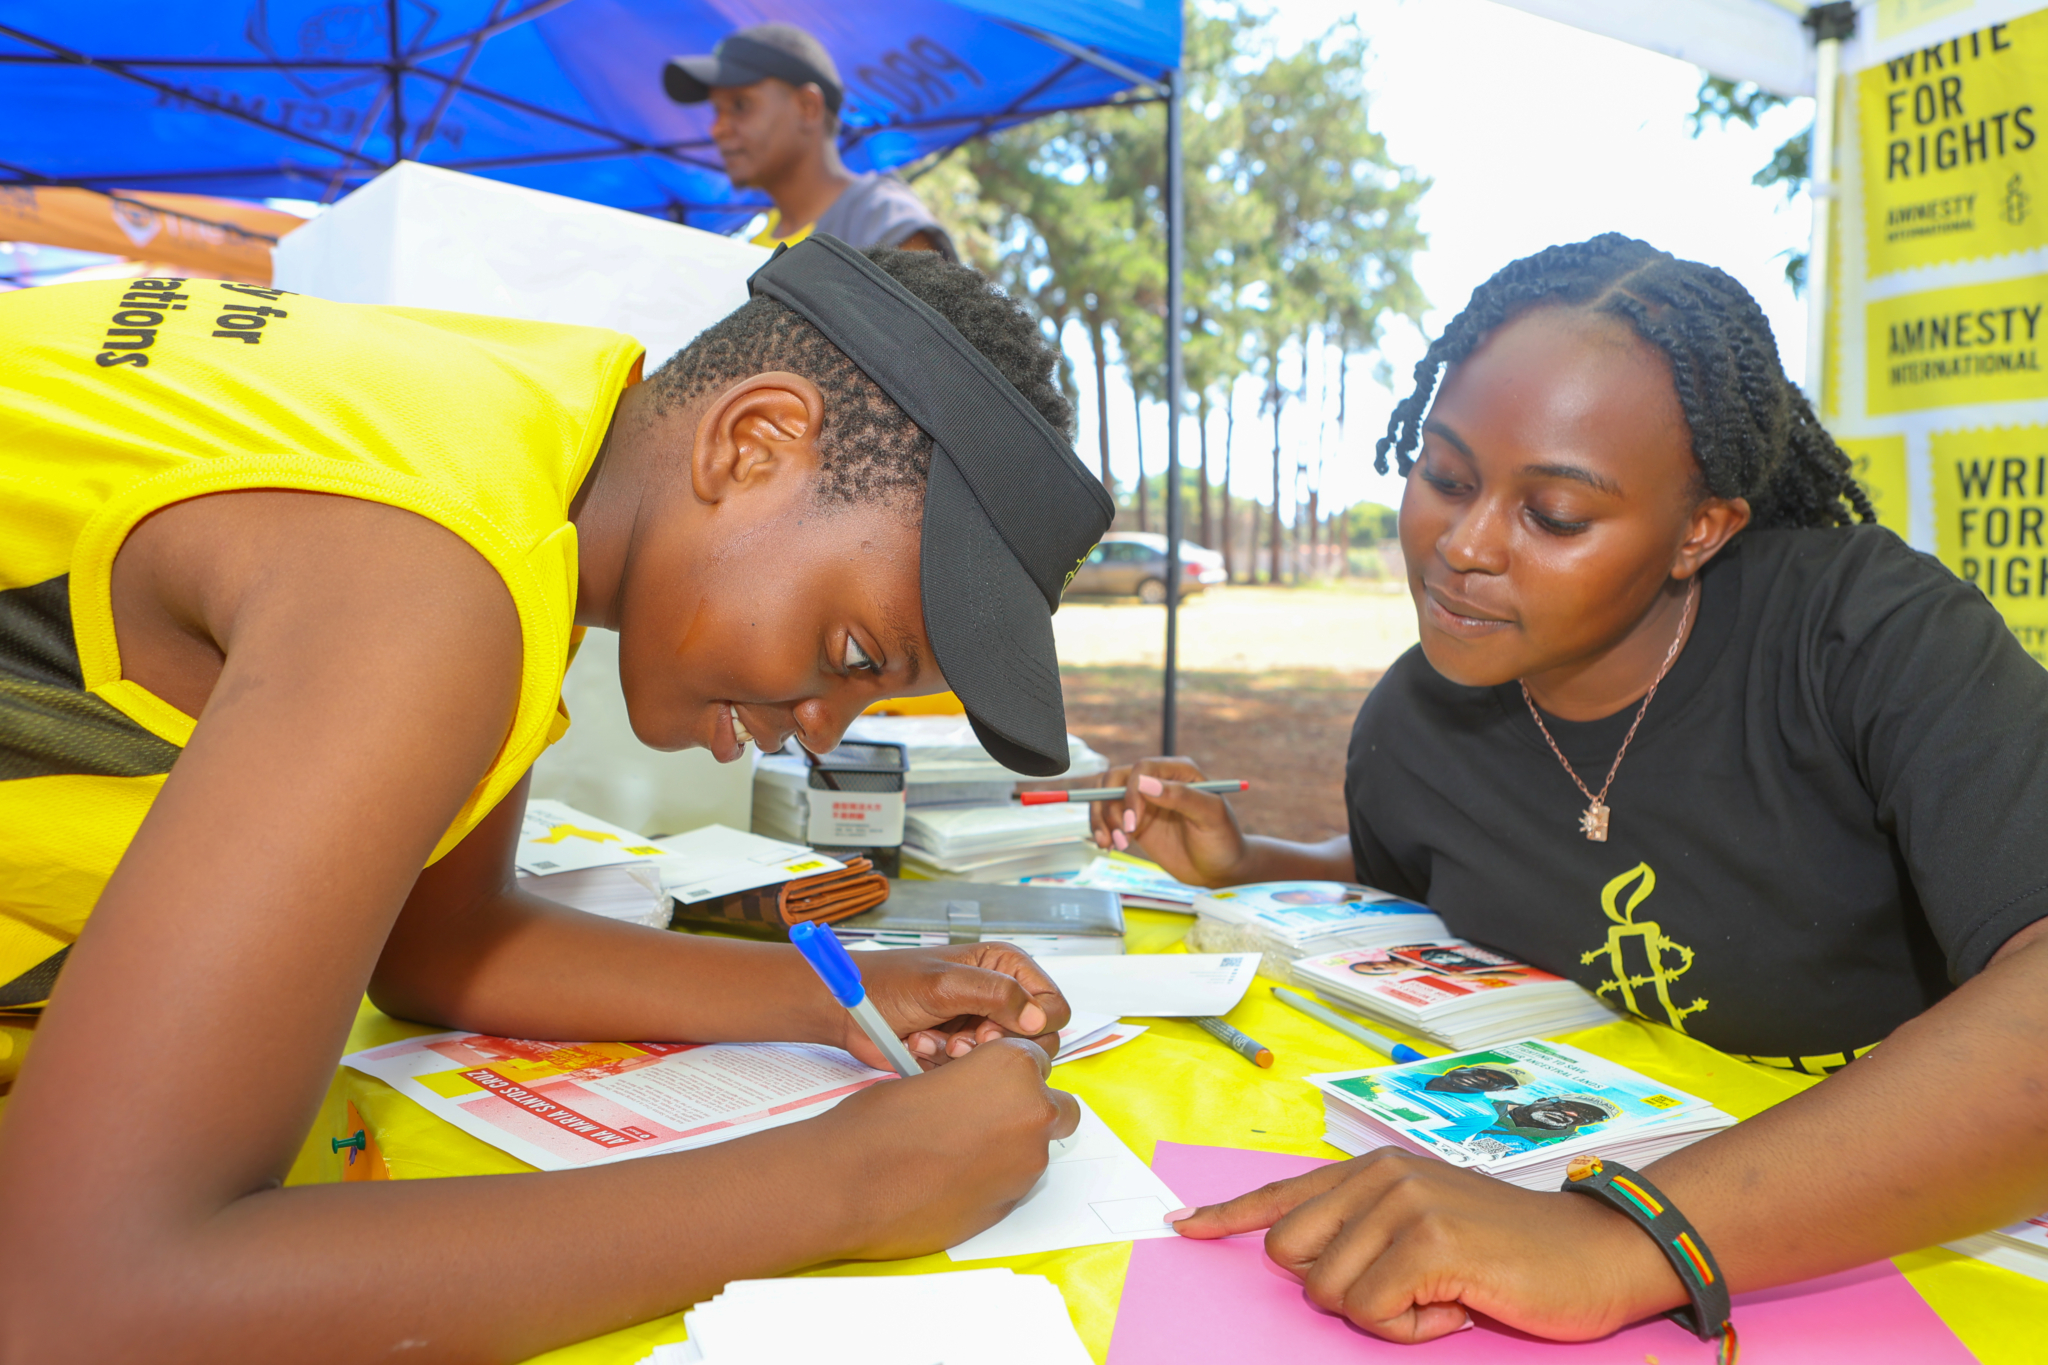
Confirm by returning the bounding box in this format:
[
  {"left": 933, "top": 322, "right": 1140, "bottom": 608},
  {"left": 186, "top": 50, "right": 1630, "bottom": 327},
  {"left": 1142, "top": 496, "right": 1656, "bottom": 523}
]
[{"left": 648, "top": 248, "right": 1073, "bottom": 510}]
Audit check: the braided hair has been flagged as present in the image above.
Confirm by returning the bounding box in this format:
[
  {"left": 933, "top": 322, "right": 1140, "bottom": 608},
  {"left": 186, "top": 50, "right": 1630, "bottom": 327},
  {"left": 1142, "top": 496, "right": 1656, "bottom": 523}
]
[{"left": 1376, "top": 234, "right": 1874, "bottom": 530}]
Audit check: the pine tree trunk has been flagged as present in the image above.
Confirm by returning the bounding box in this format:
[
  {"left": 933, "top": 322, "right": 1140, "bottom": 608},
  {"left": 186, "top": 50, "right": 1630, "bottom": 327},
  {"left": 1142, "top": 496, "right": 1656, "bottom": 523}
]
[
  {"left": 1197, "top": 394, "right": 1213, "bottom": 550},
  {"left": 1133, "top": 385, "right": 1148, "bottom": 533},
  {"left": 1307, "top": 485, "right": 1321, "bottom": 581},
  {"left": 1248, "top": 488, "right": 1261, "bottom": 585},
  {"left": 1087, "top": 312, "right": 1112, "bottom": 491},
  {"left": 1220, "top": 404, "right": 1235, "bottom": 581},
  {"left": 1268, "top": 383, "right": 1283, "bottom": 585}
]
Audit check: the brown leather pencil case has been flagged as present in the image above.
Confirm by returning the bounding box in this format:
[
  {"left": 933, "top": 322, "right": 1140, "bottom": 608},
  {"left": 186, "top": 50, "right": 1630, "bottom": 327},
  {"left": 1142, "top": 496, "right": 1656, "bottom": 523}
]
[{"left": 668, "top": 857, "right": 889, "bottom": 938}]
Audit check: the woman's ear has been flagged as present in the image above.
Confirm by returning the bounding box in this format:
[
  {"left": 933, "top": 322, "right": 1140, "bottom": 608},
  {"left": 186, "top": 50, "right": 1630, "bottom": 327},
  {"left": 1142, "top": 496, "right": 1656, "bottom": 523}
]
[
  {"left": 688, "top": 371, "right": 827, "bottom": 506},
  {"left": 1672, "top": 495, "right": 1752, "bottom": 581}
]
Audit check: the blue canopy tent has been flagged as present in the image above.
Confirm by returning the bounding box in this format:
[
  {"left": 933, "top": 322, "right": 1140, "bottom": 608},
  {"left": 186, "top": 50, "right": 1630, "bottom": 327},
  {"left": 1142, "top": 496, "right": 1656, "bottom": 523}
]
[{"left": 0, "top": 0, "right": 1194, "bottom": 751}]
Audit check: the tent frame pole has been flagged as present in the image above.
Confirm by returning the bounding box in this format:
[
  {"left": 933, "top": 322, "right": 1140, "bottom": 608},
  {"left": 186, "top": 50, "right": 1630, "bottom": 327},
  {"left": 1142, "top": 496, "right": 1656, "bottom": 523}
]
[
  {"left": 1161, "top": 67, "right": 1185, "bottom": 757},
  {"left": 1803, "top": 3, "right": 1856, "bottom": 408}
]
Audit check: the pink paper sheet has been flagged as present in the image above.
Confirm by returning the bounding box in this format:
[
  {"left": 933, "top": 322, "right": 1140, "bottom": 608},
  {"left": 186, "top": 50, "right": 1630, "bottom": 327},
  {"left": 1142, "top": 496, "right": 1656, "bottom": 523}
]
[{"left": 1109, "top": 1144, "right": 1976, "bottom": 1364}]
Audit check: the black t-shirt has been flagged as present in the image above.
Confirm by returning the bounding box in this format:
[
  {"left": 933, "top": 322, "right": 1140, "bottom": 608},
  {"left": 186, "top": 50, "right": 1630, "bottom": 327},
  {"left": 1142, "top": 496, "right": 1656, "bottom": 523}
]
[{"left": 1346, "top": 526, "right": 2048, "bottom": 1071}]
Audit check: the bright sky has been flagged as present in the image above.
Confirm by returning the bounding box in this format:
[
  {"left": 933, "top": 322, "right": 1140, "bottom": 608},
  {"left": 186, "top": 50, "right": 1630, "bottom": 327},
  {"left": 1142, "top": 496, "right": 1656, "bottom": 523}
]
[{"left": 1073, "top": 0, "right": 1818, "bottom": 529}]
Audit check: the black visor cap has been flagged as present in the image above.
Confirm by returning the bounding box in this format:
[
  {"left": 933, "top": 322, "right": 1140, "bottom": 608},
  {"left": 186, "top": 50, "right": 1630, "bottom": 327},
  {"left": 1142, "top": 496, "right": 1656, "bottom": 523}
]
[
  {"left": 748, "top": 237, "right": 1114, "bottom": 776},
  {"left": 664, "top": 35, "right": 844, "bottom": 113}
]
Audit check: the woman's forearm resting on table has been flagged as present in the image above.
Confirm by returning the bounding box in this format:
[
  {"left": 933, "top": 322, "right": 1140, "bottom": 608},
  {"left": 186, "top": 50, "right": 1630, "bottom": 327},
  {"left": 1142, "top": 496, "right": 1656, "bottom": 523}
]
[{"left": 1640, "top": 917, "right": 2048, "bottom": 1296}]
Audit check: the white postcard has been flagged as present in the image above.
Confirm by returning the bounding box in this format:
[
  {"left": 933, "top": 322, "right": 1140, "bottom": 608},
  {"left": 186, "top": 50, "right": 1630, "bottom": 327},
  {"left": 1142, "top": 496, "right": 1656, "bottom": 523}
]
[{"left": 1040, "top": 952, "right": 1262, "bottom": 1017}]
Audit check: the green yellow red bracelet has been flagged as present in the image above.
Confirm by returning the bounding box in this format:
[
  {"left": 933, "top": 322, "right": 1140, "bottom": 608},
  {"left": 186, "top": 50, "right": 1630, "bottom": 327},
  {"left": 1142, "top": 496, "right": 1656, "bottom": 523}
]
[{"left": 1560, "top": 1155, "right": 1736, "bottom": 1363}]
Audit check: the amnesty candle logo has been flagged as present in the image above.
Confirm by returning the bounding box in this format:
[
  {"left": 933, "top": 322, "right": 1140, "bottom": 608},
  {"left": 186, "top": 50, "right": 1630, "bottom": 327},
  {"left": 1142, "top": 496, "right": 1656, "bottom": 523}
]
[{"left": 1579, "top": 863, "right": 1707, "bottom": 1034}]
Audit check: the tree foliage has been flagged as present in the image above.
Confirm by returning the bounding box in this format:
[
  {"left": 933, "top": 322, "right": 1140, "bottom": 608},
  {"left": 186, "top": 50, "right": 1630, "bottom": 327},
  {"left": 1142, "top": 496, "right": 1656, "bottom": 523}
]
[
  {"left": 1692, "top": 76, "right": 1810, "bottom": 291},
  {"left": 918, "top": 4, "right": 1427, "bottom": 578}
]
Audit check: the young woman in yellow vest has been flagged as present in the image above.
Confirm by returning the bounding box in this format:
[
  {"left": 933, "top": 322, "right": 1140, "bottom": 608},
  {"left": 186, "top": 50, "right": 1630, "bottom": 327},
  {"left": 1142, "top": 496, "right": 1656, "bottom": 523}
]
[
  {"left": 1093, "top": 237, "right": 2048, "bottom": 1347},
  {"left": 0, "top": 239, "right": 1111, "bottom": 1357}
]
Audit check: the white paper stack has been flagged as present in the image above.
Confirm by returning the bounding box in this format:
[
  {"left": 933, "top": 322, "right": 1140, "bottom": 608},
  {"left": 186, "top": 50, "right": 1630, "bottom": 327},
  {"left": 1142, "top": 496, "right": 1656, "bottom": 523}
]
[
  {"left": 748, "top": 754, "right": 819, "bottom": 845},
  {"left": 1309, "top": 1038, "right": 1734, "bottom": 1191},
  {"left": 515, "top": 802, "right": 846, "bottom": 911},
  {"left": 1946, "top": 1213, "right": 2048, "bottom": 1284},
  {"left": 640, "top": 1270, "right": 1092, "bottom": 1365},
  {"left": 1292, "top": 939, "right": 1620, "bottom": 1049},
  {"left": 648, "top": 825, "right": 845, "bottom": 905},
  {"left": 901, "top": 803, "right": 1094, "bottom": 882},
  {"left": 516, "top": 798, "right": 668, "bottom": 876},
  {"left": 1188, "top": 882, "right": 1447, "bottom": 974},
  {"left": 842, "top": 714, "right": 1108, "bottom": 808},
  {"left": 514, "top": 864, "right": 673, "bottom": 929}
]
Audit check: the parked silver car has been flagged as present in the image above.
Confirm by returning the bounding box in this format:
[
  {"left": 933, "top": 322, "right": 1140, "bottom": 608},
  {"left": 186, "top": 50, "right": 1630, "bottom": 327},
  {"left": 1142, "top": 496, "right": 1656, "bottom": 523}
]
[{"left": 1065, "top": 533, "right": 1226, "bottom": 603}]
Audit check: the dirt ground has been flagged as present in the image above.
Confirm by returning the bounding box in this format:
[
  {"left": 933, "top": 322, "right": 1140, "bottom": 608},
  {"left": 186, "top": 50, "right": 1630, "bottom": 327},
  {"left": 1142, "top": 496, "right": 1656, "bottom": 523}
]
[
  {"left": 1051, "top": 584, "right": 1418, "bottom": 845},
  {"left": 1060, "top": 665, "right": 1384, "bottom": 845},
  {"left": 1053, "top": 583, "right": 1418, "bottom": 673}
]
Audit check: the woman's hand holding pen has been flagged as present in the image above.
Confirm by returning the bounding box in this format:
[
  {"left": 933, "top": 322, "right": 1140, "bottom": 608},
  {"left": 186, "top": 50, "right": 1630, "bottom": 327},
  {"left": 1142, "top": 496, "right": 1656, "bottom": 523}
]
[
  {"left": 842, "top": 941, "right": 1071, "bottom": 1068},
  {"left": 1087, "top": 757, "right": 1252, "bottom": 887},
  {"left": 1169, "top": 1149, "right": 1684, "bottom": 1344}
]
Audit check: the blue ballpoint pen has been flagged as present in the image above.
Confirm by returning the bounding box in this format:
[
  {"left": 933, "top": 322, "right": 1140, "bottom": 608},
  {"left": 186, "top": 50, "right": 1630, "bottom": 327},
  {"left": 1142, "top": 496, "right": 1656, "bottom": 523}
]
[{"left": 789, "top": 921, "right": 924, "bottom": 1079}]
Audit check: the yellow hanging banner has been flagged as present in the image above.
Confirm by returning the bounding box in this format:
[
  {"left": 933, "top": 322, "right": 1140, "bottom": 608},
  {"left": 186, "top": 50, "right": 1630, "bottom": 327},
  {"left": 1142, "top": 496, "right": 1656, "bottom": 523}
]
[
  {"left": 1858, "top": 10, "right": 2048, "bottom": 276},
  {"left": 1931, "top": 425, "right": 2048, "bottom": 662},
  {"left": 1863, "top": 272, "right": 2048, "bottom": 414},
  {"left": 1836, "top": 435, "right": 1913, "bottom": 533}
]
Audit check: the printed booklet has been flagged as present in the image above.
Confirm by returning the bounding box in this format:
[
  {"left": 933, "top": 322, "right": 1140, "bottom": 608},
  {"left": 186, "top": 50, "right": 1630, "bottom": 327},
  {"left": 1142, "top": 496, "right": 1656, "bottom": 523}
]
[
  {"left": 1188, "top": 881, "right": 1446, "bottom": 973},
  {"left": 1292, "top": 938, "right": 1620, "bottom": 1049},
  {"left": 1306, "top": 1038, "right": 1734, "bottom": 1190}
]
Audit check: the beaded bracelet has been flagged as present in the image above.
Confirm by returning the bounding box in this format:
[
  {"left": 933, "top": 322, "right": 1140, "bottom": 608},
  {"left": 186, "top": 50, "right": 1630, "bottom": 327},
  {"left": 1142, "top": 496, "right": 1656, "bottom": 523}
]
[{"left": 1560, "top": 1155, "right": 1737, "bottom": 1364}]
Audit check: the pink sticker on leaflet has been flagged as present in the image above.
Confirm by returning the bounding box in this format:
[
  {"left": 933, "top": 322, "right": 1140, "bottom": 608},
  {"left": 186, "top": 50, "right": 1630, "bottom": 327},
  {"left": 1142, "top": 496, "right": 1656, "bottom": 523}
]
[{"left": 1107, "top": 1144, "right": 1977, "bottom": 1365}]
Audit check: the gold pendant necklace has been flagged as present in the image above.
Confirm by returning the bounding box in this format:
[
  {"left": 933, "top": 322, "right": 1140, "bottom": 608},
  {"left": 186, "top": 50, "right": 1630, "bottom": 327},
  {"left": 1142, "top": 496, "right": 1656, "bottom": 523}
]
[{"left": 1521, "top": 579, "right": 1698, "bottom": 843}]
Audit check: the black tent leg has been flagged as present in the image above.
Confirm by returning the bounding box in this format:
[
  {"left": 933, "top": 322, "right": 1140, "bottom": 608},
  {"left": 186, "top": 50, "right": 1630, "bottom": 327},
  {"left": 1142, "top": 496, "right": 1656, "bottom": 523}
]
[{"left": 1161, "top": 67, "right": 1185, "bottom": 758}]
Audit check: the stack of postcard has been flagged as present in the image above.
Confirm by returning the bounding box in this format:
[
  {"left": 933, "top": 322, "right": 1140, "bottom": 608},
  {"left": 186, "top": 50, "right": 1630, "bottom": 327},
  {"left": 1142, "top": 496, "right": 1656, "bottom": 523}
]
[
  {"left": 638, "top": 1270, "right": 1092, "bottom": 1365},
  {"left": 901, "top": 803, "right": 1093, "bottom": 882},
  {"left": 1188, "top": 881, "right": 1445, "bottom": 976},
  {"left": 1307, "top": 1039, "right": 1735, "bottom": 1191},
  {"left": 1292, "top": 939, "right": 1620, "bottom": 1049},
  {"left": 1947, "top": 1213, "right": 2048, "bottom": 1284},
  {"left": 1027, "top": 856, "right": 1206, "bottom": 911},
  {"left": 513, "top": 863, "right": 671, "bottom": 929}
]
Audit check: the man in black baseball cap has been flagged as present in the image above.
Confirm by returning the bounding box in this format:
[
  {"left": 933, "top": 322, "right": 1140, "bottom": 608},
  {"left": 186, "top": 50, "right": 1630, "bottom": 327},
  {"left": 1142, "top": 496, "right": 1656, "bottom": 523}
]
[{"left": 664, "top": 24, "right": 958, "bottom": 261}]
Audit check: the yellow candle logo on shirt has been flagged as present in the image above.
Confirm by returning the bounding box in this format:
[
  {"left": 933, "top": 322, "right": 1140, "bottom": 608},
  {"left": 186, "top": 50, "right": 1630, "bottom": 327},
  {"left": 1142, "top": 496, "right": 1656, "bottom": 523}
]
[{"left": 1580, "top": 863, "right": 1708, "bottom": 1034}]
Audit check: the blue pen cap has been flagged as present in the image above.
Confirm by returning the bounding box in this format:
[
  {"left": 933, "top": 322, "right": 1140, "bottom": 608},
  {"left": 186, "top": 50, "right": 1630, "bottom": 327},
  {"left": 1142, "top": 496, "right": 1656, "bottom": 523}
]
[{"left": 789, "top": 920, "right": 866, "bottom": 1008}]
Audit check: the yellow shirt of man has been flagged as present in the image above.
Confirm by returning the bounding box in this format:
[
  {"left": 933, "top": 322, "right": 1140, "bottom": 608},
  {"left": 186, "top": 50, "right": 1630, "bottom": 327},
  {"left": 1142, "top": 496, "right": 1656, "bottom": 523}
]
[{"left": 0, "top": 277, "right": 643, "bottom": 1012}]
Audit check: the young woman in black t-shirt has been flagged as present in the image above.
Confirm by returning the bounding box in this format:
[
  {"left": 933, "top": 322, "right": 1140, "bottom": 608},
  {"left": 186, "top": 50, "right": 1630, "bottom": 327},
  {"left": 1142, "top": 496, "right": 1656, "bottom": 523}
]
[{"left": 1093, "top": 235, "right": 2048, "bottom": 1344}]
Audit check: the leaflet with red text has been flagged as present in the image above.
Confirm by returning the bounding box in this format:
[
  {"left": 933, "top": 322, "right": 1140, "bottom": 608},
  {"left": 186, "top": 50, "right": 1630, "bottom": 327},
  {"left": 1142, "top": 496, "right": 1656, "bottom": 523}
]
[{"left": 343, "top": 1032, "right": 888, "bottom": 1171}]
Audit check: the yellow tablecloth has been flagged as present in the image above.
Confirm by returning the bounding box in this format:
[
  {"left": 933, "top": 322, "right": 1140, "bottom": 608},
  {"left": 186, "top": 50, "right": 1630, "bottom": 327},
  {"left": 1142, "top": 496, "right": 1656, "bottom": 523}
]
[{"left": 290, "top": 912, "right": 2048, "bottom": 1364}]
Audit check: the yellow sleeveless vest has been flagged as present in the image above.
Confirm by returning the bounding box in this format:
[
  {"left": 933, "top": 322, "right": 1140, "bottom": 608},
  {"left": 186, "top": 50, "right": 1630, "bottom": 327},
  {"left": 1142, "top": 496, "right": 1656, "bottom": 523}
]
[{"left": 0, "top": 276, "right": 643, "bottom": 1017}]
